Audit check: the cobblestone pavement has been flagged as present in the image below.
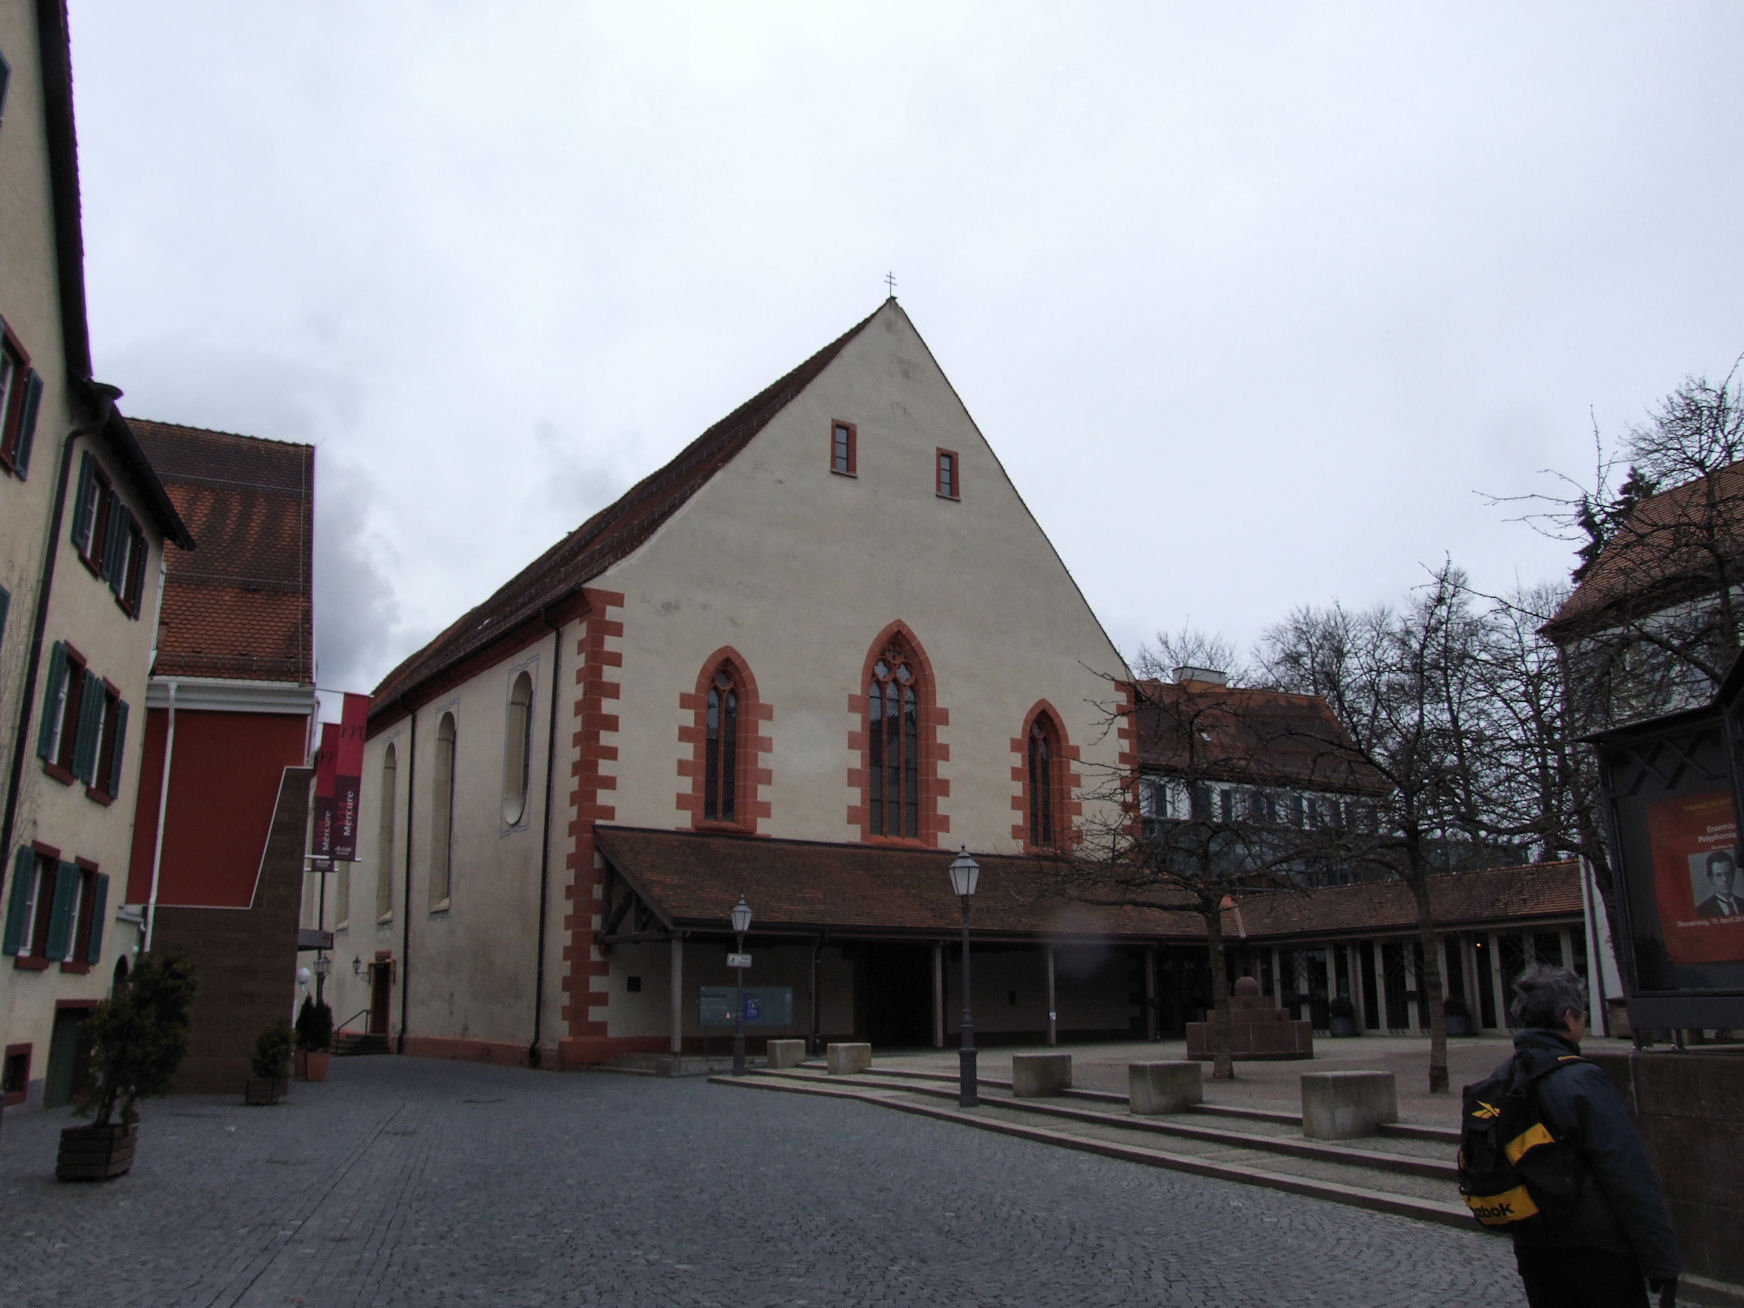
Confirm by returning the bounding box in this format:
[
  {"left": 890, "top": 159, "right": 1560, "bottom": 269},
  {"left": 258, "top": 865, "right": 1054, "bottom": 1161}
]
[{"left": 0, "top": 1057, "right": 1522, "bottom": 1307}]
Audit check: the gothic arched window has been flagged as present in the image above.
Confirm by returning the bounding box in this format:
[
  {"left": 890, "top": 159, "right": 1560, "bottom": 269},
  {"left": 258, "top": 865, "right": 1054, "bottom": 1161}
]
[
  {"left": 1028, "top": 715, "right": 1059, "bottom": 847},
  {"left": 868, "top": 647, "right": 920, "bottom": 838},
  {"left": 704, "top": 668, "right": 738, "bottom": 823}
]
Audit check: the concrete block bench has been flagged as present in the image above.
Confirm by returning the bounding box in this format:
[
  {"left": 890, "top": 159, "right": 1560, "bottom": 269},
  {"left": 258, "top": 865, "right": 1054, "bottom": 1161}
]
[
  {"left": 765, "top": 1039, "right": 806, "bottom": 1070},
  {"left": 1300, "top": 1070, "right": 1398, "bottom": 1139},
  {"left": 1128, "top": 1060, "right": 1203, "bottom": 1115},
  {"left": 1012, "top": 1051, "right": 1072, "bottom": 1097},
  {"left": 826, "top": 1043, "right": 871, "bottom": 1076}
]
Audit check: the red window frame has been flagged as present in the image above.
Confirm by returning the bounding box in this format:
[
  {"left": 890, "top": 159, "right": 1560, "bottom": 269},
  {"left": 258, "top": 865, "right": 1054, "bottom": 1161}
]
[
  {"left": 936, "top": 448, "right": 960, "bottom": 500},
  {"left": 62, "top": 860, "right": 99, "bottom": 974},
  {"left": 830, "top": 421, "right": 857, "bottom": 477}
]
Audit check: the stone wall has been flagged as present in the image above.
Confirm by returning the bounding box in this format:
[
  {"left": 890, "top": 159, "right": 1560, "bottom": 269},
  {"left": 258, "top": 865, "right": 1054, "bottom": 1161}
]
[{"left": 1588, "top": 1048, "right": 1744, "bottom": 1290}]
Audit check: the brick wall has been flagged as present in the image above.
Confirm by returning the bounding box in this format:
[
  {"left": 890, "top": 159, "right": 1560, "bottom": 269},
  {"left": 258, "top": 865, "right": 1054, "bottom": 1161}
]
[{"left": 155, "top": 767, "right": 310, "bottom": 1094}]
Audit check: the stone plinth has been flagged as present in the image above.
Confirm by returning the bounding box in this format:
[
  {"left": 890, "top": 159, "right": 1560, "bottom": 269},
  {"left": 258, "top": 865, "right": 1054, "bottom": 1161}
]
[
  {"left": 826, "top": 1043, "right": 871, "bottom": 1076},
  {"left": 765, "top": 1039, "right": 806, "bottom": 1069},
  {"left": 1301, "top": 1071, "right": 1397, "bottom": 1139},
  {"left": 1185, "top": 979, "right": 1314, "bottom": 1062},
  {"left": 1011, "top": 1052, "right": 1072, "bottom": 1097},
  {"left": 1588, "top": 1048, "right": 1744, "bottom": 1290},
  {"left": 1129, "top": 1061, "right": 1203, "bottom": 1115}
]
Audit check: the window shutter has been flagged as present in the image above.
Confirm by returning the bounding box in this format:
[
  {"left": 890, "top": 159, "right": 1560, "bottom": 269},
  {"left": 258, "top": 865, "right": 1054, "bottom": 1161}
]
[
  {"left": 36, "top": 642, "right": 66, "bottom": 759},
  {"left": 85, "top": 873, "right": 109, "bottom": 964},
  {"left": 70, "top": 453, "right": 97, "bottom": 553},
  {"left": 101, "top": 501, "right": 127, "bottom": 590},
  {"left": 72, "top": 669, "right": 104, "bottom": 782},
  {"left": 14, "top": 370, "right": 41, "bottom": 478},
  {"left": 3, "top": 848, "right": 33, "bottom": 956},
  {"left": 125, "top": 523, "right": 146, "bottom": 612},
  {"left": 107, "top": 699, "right": 129, "bottom": 798},
  {"left": 46, "top": 861, "right": 78, "bottom": 960},
  {"left": 0, "top": 584, "right": 9, "bottom": 645}
]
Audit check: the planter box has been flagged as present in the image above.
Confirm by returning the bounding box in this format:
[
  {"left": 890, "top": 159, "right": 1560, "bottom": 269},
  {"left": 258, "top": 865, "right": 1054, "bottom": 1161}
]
[
  {"left": 244, "top": 1078, "right": 282, "bottom": 1106},
  {"left": 304, "top": 1051, "right": 331, "bottom": 1082},
  {"left": 57, "top": 1123, "right": 137, "bottom": 1182}
]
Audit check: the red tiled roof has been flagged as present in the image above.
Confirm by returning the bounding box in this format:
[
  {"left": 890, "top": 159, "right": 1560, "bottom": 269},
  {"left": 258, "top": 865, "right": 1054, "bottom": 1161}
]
[
  {"left": 1545, "top": 462, "right": 1744, "bottom": 641},
  {"left": 130, "top": 420, "right": 314, "bottom": 683},
  {"left": 368, "top": 303, "right": 887, "bottom": 717},
  {"left": 1136, "top": 679, "right": 1388, "bottom": 794},
  {"left": 594, "top": 827, "right": 1581, "bottom": 942}
]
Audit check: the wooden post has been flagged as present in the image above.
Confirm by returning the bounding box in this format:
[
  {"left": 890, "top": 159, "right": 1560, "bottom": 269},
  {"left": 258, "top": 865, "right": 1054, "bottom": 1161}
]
[
  {"left": 932, "top": 943, "right": 945, "bottom": 1048},
  {"left": 1145, "top": 946, "right": 1158, "bottom": 1041},
  {"left": 1044, "top": 946, "right": 1057, "bottom": 1047},
  {"left": 809, "top": 938, "right": 822, "bottom": 1055},
  {"left": 669, "top": 935, "right": 683, "bottom": 1055}
]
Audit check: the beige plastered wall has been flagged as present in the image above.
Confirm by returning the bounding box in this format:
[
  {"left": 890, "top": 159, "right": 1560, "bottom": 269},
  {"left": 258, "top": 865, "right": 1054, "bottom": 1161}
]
[{"left": 0, "top": 3, "right": 159, "bottom": 1091}]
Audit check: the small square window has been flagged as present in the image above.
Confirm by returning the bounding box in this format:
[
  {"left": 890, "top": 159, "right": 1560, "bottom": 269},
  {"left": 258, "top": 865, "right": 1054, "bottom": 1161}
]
[
  {"left": 626, "top": 975, "right": 642, "bottom": 993},
  {"left": 831, "top": 421, "right": 856, "bottom": 476},
  {"left": 936, "top": 449, "right": 959, "bottom": 500}
]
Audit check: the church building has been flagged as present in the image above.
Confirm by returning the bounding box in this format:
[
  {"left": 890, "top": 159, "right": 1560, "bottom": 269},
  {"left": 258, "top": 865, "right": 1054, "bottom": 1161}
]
[{"left": 312, "top": 300, "right": 1145, "bottom": 1065}]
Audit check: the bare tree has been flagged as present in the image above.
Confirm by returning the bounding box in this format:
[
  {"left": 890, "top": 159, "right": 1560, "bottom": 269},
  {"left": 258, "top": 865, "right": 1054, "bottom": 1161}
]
[
  {"left": 1260, "top": 562, "right": 1497, "bottom": 1094},
  {"left": 1072, "top": 628, "right": 1361, "bottom": 1079}
]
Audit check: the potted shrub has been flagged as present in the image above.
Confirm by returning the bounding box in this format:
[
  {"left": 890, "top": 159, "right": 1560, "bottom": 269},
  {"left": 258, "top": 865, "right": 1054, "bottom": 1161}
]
[
  {"left": 58, "top": 951, "right": 199, "bottom": 1182},
  {"left": 246, "top": 1019, "right": 293, "bottom": 1105},
  {"left": 1327, "top": 996, "right": 1359, "bottom": 1037},
  {"left": 294, "top": 996, "right": 334, "bottom": 1082},
  {"left": 1443, "top": 994, "right": 1474, "bottom": 1037}
]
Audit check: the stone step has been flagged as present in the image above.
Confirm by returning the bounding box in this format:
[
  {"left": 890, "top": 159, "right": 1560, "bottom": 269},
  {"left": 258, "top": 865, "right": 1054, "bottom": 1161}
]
[
  {"left": 721, "top": 1066, "right": 1471, "bottom": 1229},
  {"left": 333, "top": 1033, "right": 391, "bottom": 1056}
]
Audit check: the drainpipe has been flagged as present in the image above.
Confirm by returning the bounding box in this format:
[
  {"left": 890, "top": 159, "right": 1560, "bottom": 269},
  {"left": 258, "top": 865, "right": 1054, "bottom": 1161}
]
[
  {"left": 0, "top": 393, "right": 116, "bottom": 869},
  {"left": 529, "top": 608, "right": 563, "bottom": 1068},
  {"left": 143, "top": 679, "right": 178, "bottom": 951},
  {"left": 397, "top": 698, "right": 417, "bottom": 1054}
]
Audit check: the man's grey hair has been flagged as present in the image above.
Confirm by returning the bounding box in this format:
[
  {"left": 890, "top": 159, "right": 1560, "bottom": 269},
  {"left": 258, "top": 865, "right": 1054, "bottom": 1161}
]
[{"left": 1510, "top": 965, "right": 1588, "bottom": 1030}]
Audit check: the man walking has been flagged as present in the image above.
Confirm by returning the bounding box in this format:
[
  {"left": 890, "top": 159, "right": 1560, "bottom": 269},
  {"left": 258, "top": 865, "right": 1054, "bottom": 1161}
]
[{"left": 1503, "top": 966, "right": 1681, "bottom": 1308}]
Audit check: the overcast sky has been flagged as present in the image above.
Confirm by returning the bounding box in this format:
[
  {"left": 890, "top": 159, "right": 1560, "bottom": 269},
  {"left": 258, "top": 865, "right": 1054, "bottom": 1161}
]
[{"left": 65, "top": 3, "right": 1744, "bottom": 710}]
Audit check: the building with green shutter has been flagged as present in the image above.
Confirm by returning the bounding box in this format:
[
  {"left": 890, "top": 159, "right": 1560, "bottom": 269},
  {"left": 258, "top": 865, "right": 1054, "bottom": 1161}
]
[{"left": 0, "top": 0, "right": 192, "bottom": 1113}]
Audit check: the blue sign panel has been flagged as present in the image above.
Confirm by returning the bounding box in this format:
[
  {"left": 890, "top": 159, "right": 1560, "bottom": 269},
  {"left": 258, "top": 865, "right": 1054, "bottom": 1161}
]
[{"left": 698, "top": 986, "right": 794, "bottom": 1027}]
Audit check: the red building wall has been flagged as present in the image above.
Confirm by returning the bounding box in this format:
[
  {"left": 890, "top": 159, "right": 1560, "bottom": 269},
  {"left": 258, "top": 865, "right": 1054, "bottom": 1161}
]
[{"left": 127, "top": 709, "right": 310, "bottom": 907}]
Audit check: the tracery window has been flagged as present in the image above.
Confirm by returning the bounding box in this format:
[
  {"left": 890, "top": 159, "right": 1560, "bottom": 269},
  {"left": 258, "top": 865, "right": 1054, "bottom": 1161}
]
[
  {"left": 376, "top": 744, "right": 397, "bottom": 922},
  {"left": 704, "top": 668, "right": 738, "bottom": 823},
  {"left": 430, "top": 714, "right": 455, "bottom": 910},
  {"left": 868, "top": 646, "right": 920, "bottom": 838}
]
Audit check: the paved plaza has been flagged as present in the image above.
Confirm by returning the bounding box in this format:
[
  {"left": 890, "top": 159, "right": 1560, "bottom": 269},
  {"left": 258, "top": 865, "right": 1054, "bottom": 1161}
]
[{"left": 1, "top": 1055, "right": 1522, "bottom": 1307}]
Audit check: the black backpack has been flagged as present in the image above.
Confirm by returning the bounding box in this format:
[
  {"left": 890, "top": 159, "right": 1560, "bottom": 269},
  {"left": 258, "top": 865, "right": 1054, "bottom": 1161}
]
[{"left": 1457, "top": 1051, "right": 1587, "bottom": 1231}]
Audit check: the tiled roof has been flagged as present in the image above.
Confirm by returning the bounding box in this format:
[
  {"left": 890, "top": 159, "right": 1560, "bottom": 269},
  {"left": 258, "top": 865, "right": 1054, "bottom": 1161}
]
[
  {"left": 1136, "top": 679, "right": 1388, "bottom": 794},
  {"left": 1229, "top": 860, "right": 1583, "bottom": 940},
  {"left": 131, "top": 420, "right": 314, "bottom": 684},
  {"left": 1544, "top": 461, "right": 1744, "bottom": 641},
  {"left": 593, "top": 826, "right": 1581, "bottom": 942},
  {"left": 368, "top": 302, "right": 888, "bottom": 716}
]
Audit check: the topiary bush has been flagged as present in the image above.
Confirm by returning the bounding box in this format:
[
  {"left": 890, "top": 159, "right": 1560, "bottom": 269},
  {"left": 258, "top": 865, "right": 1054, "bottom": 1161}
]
[
  {"left": 295, "top": 995, "right": 333, "bottom": 1052},
  {"left": 251, "top": 1018, "right": 293, "bottom": 1083}
]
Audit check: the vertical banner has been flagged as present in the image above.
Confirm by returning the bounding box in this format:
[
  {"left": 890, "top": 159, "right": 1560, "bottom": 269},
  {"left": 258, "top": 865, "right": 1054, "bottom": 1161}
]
[
  {"left": 312, "top": 722, "right": 339, "bottom": 860},
  {"left": 333, "top": 693, "right": 370, "bottom": 861}
]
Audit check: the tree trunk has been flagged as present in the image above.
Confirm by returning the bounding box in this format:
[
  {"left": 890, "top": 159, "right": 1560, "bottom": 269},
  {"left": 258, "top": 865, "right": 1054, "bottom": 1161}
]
[
  {"left": 1204, "top": 901, "right": 1233, "bottom": 1080},
  {"left": 1408, "top": 875, "right": 1448, "bottom": 1094}
]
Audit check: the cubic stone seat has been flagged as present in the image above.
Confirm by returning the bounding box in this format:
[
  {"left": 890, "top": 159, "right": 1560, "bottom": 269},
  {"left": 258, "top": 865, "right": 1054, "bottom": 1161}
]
[
  {"left": 1128, "top": 1060, "right": 1203, "bottom": 1115},
  {"left": 826, "top": 1043, "right": 871, "bottom": 1075},
  {"left": 1011, "top": 1051, "right": 1072, "bottom": 1097},
  {"left": 1300, "top": 1070, "right": 1398, "bottom": 1139},
  {"left": 765, "top": 1039, "right": 806, "bottom": 1069}
]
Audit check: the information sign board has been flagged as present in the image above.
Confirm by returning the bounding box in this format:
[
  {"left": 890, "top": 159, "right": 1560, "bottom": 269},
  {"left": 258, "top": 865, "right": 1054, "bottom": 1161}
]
[{"left": 698, "top": 985, "right": 795, "bottom": 1028}]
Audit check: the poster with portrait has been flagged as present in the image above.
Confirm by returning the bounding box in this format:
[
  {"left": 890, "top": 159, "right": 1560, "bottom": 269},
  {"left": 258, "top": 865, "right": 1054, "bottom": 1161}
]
[{"left": 1646, "top": 789, "right": 1744, "bottom": 965}]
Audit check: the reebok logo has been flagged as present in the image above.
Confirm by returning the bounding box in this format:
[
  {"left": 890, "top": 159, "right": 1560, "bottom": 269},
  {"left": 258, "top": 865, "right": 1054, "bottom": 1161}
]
[
  {"left": 1470, "top": 1200, "right": 1514, "bottom": 1221},
  {"left": 1471, "top": 1101, "right": 1501, "bottom": 1119}
]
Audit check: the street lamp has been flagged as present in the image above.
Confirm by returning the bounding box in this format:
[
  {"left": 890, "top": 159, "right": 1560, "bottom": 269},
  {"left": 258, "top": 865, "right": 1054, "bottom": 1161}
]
[
  {"left": 947, "top": 846, "right": 980, "bottom": 1107},
  {"left": 731, "top": 895, "right": 752, "bottom": 1076}
]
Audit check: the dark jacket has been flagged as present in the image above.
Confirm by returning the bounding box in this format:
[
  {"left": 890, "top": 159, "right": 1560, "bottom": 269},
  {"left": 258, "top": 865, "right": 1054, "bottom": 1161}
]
[{"left": 1505, "top": 1028, "right": 1682, "bottom": 1281}]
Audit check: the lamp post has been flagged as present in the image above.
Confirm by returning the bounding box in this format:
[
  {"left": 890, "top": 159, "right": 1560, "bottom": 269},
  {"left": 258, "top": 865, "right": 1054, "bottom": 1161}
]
[
  {"left": 948, "top": 846, "right": 980, "bottom": 1107},
  {"left": 731, "top": 895, "right": 752, "bottom": 1076}
]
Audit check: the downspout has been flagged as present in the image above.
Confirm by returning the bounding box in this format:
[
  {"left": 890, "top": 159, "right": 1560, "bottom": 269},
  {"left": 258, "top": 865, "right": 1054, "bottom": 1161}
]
[
  {"left": 143, "top": 679, "right": 177, "bottom": 952},
  {"left": 529, "top": 608, "right": 564, "bottom": 1068},
  {"left": 397, "top": 698, "right": 417, "bottom": 1054},
  {"left": 0, "top": 395, "right": 115, "bottom": 868}
]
